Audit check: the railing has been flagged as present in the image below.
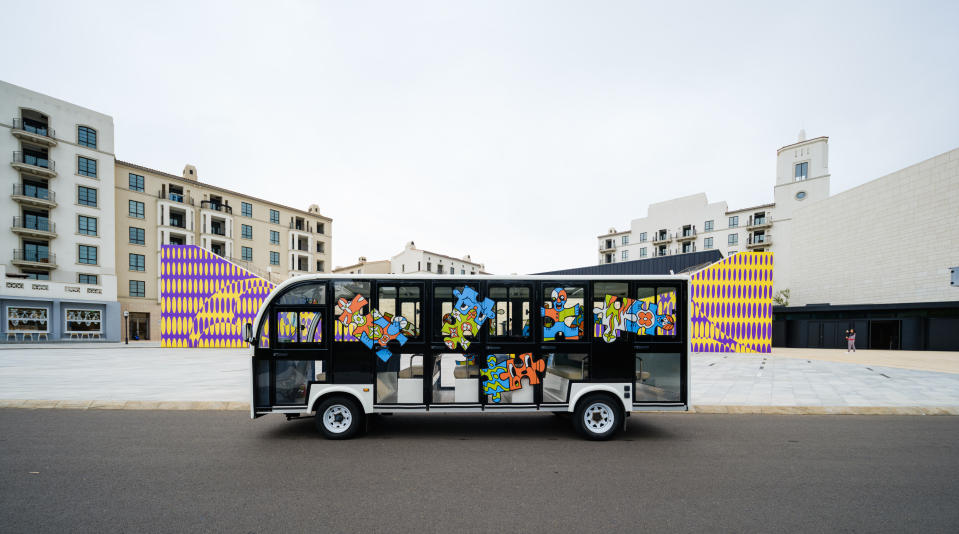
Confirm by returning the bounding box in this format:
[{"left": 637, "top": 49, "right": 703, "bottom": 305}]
[
  {"left": 157, "top": 190, "right": 194, "bottom": 205},
  {"left": 297, "top": 245, "right": 309, "bottom": 252},
  {"left": 210, "top": 227, "right": 226, "bottom": 236},
  {"left": 681, "top": 243, "right": 697, "bottom": 253},
  {"left": 13, "top": 151, "right": 54, "bottom": 170},
  {"left": 289, "top": 222, "right": 306, "bottom": 231},
  {"left": 747, "top": 217, "right": 769, "bottom": 227},
  {"left": 677, "top": 227, "right": 697, "bottom": 238},
  {"left": 599, "top": 242, "right": 615, "bottom": 251},
  {"left": 168, "top": 219, "right": 186, "bottom": 229},
  {"left": 13, "top": 249, "right": 56, "bottom": 264},
  {"left": 747, "top": 234, "right": 772, "bottom": 245},
  {"left": 12, "top": 118, "right": 55, "bottom": 138},
  {"left": 200, "top": 200, "right": 232, "bottom": 214},
  {"left": 12, "top": 216, "right": 55, "bottom": 233},
  {"left": 653, "top": 232, "right": 672, "bottom": 242},
  {"left": 12, "top": 184, "right": 55, "bottom": 202}
]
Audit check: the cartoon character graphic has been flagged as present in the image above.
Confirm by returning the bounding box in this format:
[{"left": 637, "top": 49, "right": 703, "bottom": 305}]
[
  {"left": 442, "top": 285, "right": 496, "bottom": 349},
  {"left": 542, "top": 288, "right": 584, "bottom": 341},
  {"left": 593, "top": 294, "right": 676, "bottom": 342},
  {"left": 481, "top": 353, "right": 546, "bottom": 403}
]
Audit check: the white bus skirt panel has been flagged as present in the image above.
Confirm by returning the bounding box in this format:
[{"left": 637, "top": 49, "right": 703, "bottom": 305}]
[
  {"left": 567, "top": 383, "right": 632, "bottom": 414},
  {"left": 307, "top": 384, "right": 375, "bottom": 414}
]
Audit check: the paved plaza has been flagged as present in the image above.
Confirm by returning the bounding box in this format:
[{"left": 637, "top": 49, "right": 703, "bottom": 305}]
[{"left": 1, "top": 343, "right": 958, "bottom": 411}]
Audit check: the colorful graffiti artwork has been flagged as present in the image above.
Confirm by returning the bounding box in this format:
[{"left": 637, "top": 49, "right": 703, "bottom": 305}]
[
  {"left": 481, "top": 353, "right": 546, "bottom": 402},
  {"left": 334, "top": 294, "right": 418, "bottom": 361},
  {"left": 593, "top": 295, "right": 676, "bottom": 343},
  {"left": 542, "top": 288, "right": 585, "bottom": 341},
  {"left": 441, "top": 286, "right": 496, "bottom": 350}
]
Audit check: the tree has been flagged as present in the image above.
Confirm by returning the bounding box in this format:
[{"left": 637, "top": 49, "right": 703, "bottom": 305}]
[{"left": 773, "top": 288, "right": 790, "bottom": 307}]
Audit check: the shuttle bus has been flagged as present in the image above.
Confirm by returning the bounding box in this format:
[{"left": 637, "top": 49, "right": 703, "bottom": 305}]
[{"left": 246, "top": 274, "right": 689, "bottom": 440}]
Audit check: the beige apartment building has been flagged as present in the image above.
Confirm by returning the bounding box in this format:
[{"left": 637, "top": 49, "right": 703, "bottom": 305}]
[{"left": 114, "top": 161, "right": 332, "bottom": 339}]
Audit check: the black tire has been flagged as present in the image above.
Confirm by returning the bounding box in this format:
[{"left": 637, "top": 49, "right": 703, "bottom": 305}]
[
  {"left": 314, "top": 395, "right": 364, "bottom": 440},
  {"left": 573, "top": 394, "right": 622, "bottom": 441}
]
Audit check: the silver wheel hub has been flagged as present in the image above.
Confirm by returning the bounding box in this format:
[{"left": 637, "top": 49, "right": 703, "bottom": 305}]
[
  {"left": 583, "top": 402, "right": 615, "bottom": 434},
  {"left": 322, "top": 404, "right": 353, "bottom": 433}
]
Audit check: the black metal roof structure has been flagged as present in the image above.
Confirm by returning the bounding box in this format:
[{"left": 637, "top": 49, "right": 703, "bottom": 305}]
[{"left": 534, "top": 250, "right": 723, "bottom": 276}]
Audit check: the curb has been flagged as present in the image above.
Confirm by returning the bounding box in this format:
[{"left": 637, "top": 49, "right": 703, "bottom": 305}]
[
  {"left": 1, "top": 400, "right": 958, "bottom": 415},
  {"left": 0, "top": 399, "right": 250, "bottom": 411},
  {"left": 690, "top": 405, "right": 959, "bottom": 415}
]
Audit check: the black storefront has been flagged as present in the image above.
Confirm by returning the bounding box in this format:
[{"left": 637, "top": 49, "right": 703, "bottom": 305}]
[{"left": 772, "top": 301, "right": 959, "bottom": 351}]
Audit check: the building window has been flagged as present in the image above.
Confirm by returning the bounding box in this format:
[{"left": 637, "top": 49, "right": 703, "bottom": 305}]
[
  {"left": 129, "top": 227, "right": 145, "bottom": 245},
  {"left": 316, "top": 241, "right": 324, "bottom": 253},
  {"left": 241, "top": 224, "right": 253, "bottom": 239},
  {"left": 241, "top": 202, "right": 253, "bottom": 218},
  {"left": 242, "top": 246, "right": 253, "bottom": 262},
  {"left": 317, "top": 223, "right": 325, "bottom": 234},
  {"left": 77, "top": 156, "right": 97, "bottom": 177},
  {"left": 728, "top": 216, "right": 739, "bottom": 228},
  {"left": 78, "top": 215, "right": 97, "bottom": 236},
  {"left": 622, "top": 236, "right": 629, "bottom": 246},
  {"left": 77, "top": 126, "right": 97, "bottom": 149},
  {"left": 78, "top": 274, "right": 98, "bottom": 285},
  {"left": 269, "top": 251, "right": 280, "bottom": 265},
  {"left": 316, "top": 260, "right": 324, "bottom": 272},
  {"left": 639, "top": 232, "right": 647, "bottom": 242},
  {"left": 639, "top": 247, "right": 647, "bottom": 258},
  {"left": 795, "top": 162, "right": 808, "bottom": 181},
  {"left": 78, "top": 186, "right": 97, "bottom": 207},
  {"left": 795, "top": 191, "right": 807, "bottom": 200},
  {"left": 704, "top": 220, "right": 713, "bottom": 231},
  {"left": 7, "top": 307, "right": 49, "bottom": 333},
  {"left": 129, "top": 173, "right": 144, "bottom": 192},
  {"left": 704, "top": 237, "right": 713, "bottom": 249},
  {"left": 426, "top": 262, "right": 432, "bottom": 272},
  {"left": 269, "top": 230, "right": 280, "bottom": 244},
  {"left": 129, "top": 253, "right": 145, "bottom": 271},
  {"left": 129, "top": 200, "right": 144, "bottom": 218},
  {"left": 269, "top": 209, "right": 280, "bottom": 224},
  {"left": 728, "top": 234, "right": 738, "bottom": 245},
  {"left": 66, "top": 309, "right": 101, "bottom": 334},
  {"left": 129, "top": 280, "right": 145, "bottom": 298},
  {"left": 78, "top": 245, "right": 98, "bottom": 265},
  {"left": 621, "top": 250, "right": 629, "bottom": 260}
]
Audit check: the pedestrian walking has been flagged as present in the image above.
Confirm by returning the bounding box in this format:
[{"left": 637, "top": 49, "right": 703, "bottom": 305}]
[{"left": 846, "top": 329, "right": 856, "bottom": 352}]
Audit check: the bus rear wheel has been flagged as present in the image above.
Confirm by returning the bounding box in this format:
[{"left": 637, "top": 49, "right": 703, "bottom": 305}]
[
  {"left": 574, "top": 394, "right": 622, "bottom": 441},
  {"left": 315, "top": 396, "right": 364, "bottom": 440}
]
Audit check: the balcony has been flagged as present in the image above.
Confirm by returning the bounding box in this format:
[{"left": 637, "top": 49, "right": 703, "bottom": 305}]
[
  {"left": 200, "top": 200, "right": 232, "bottom": 214},
  {"left": 12, "top": 151, "right": 57, "bottom": 178},
  {"left": 11, "top": 118, "right": 57, "bottom": 147},
  {"left": 157, "top": 189, "right": 194, "bottom": 205},
  {"left": 746, "top": 234, "right": 772, "bottom": 248},
  {"left": 12, "top": 184, "right": 57, "bottom": 209},
  {"left": 11, "top": 250, "right": 57, "bottom": 270},
  {"left": 652, "top": 232, "right": 673, "bottom": 245},
  {"left": 12, "top": 216, "right": 57, "bottom": 239},
  {"left": 681, "top": 243, "right": 697, "bottom": 254},
  {"left": 599, "top": 241, "right": 616, "bottom": 252},
  {"left": 676, "top": 228, "right": 697, "bottom": 242},
  {"left": 747, "top": 216, "right": 772, "bottom": 229}
]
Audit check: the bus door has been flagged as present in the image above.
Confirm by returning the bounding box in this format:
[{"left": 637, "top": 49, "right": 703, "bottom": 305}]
[
  {"left": 538, "top": 281, "right": 590, "bottom": 405},
  {"left": 371, "top": 281, "right": 426, "bottom": 405},
  {"left": 331, "top": 280, "right": 375, "bottom": 384},
  {"left": 484, "top": 282, "right": 538, "bottom": 407},
  {"left": 631, "top": 282, "right": 685, "bottom": 406},
  {"left": 590, "top": 281, "right": 635, "bottom": 384},
  {"left": 269, "top": 280, "right": 329, "bottom": 407},
  {"left": 429, "top": 282, "right": 488, "bottom": 406}
]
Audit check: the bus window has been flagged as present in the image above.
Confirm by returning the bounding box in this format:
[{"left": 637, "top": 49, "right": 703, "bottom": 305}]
[
  {"left": 482, "top": 353, "right": 542, "bottom": 404},
  {"left": 635, "top": 353, "right": 681, "bottom": 401},
  {"left": 432, "top": 353, "right": 478, "bottom": 403},
  {"left": 277, "top": 311, "right": 297, "bottom": 344},
  {"left": 377, "top": 285, "right": 421, "bottom": 339},
  {"left": 254, "top": 359, "right": 270, "bottom": 406},
  {"left": 333, "top": 281, "right": 371, "bottom": 342},
  {"left": 277, "top": 282, "right": 326, "bottom": 305},
  {"left": 299, "top": 311, "right": 322, "bottom": 343},
  {"left": 377, "top": 353, "right": 424, "bottom": 403},
  {"left": 632, "top": 286, "right": 676, "bottom": 337},
  {"left": 258, "top": 318, "right": 270, "bottom": 348},
  {"left": 542, "top": 353, "right": 588, "bottom": 403},
  {"left": 434, "top": 284, "right": 493, "bottom": 349},
  {"left": 592, "top": 282, "right": 629, "bottom": 343},
  {"left": 275, "top": 360, "right": 313, "bottom": 404},
  {"left": 541, "top": 284, "right": 586, "bottom": 341},
  {"left": 490, "top": 286, "right": 531, "bottom": 338}
]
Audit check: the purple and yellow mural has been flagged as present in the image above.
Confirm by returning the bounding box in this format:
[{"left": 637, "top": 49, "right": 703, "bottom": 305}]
[
  {"left": 689, "top": 252, "right": 773, "bottom": 353},
  {"left": 160, "top": 245, "right": 276, "bottom": 348}
]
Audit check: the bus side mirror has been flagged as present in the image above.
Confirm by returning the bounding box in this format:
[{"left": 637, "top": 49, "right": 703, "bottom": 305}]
[{"left": 245, "top": 323, "right": 254, "bottom": 345}]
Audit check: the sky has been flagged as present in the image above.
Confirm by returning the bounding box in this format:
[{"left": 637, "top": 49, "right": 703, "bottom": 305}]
[{"left": 2, "top": 1, "right": 957, "bottom": 274}]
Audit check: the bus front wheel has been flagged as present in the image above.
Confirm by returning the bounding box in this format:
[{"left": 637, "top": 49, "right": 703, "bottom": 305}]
[
  {"left": 315, "top": 396, "right": 364, "bottom": 440},
  {"left": 574, "top": 394, "right": 622, "bottom": 441}
]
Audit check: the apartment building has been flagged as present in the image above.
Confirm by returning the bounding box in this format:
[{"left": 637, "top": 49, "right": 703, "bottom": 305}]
[
  {"left": 115, "top": 161, "right": 332, "bottom": 339},
  {"left": 1, "top": 81, "right": 120, "bottom": 341},
  {"left": 598, "top": 131, "right": 829, "bottom": 295},
  {"left": 332, "top": 256, "right": 391, "bottom": 275}
]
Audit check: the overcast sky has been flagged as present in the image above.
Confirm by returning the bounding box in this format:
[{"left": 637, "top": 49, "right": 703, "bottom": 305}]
[{"left": 3, "top": 1, "right": 957, "bottom": 274}]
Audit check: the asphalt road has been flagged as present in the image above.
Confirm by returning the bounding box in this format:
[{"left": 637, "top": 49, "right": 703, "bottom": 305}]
[{"left": 1, "top": 410, "right": 958, "bottom": 533}]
